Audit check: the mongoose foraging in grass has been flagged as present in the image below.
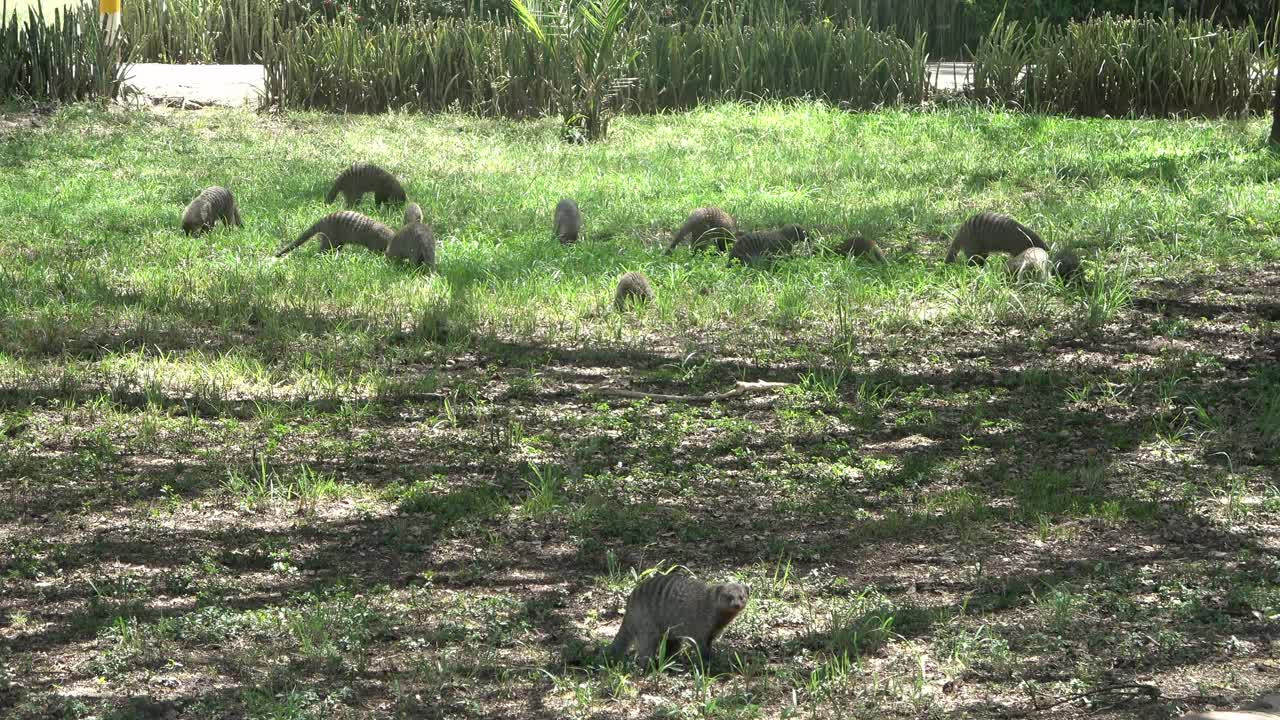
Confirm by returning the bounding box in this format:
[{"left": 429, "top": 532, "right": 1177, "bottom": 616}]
[
  {"left": 666, "top": 207, "right": 737, "bottom": 254},
  {"left": 325, "top": 162, "right": 407, "bottom": 207},
  {"left": 181, "top": 186, "right": 242, "bottom": 236},
  {"left": 946, "top": 212, "right": 1047, "bottom": 264},
  {"left": 554, "top": 197, "right": 581, "bottom": 244},
  {"left": 614, "top": 271, "right": 654, "bottom": 310},
  {"left": 836, "top": 234, "right": 887, "bottom": 262},
  {"left": 387, "top": 203, "right": 436, "bottom": 268},
  {"left": 404, "top": 202, "right": 424, "bottom": 225},
  {"left": 1007, "top": 247, "right": 1051, "bottom": 282},
  {"left": 1052, "top": 249, "right": 1083, "bottom": 282},
  {"left": 728, "top": 225, "right": 808, "bottom": 265},
  {"left": 275, "top": 211, "right": 394, "bottom": 257},
  {"left": 608, "top": 573, "right": 749, "bottom": 665},
  {"left": 1178, "top": 694, "right": 1280, "bottom": 720}
]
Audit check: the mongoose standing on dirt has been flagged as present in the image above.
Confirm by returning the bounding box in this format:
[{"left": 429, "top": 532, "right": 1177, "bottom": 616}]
[
  {"left": 836, "top": 234, "right": 887, "bottom": 262},
  {"left": 274, "top": 211, "right": 394, "bottom": 257},
  {"left": 1007, "top": 247, "right": 1051, "bottom": 282},
  {"left": 614, "top": 271, "right": 654, "bottom": 310},
  {"left": 554, "top": 198, "right": 582, "bottom": 244},
  {"left": 728, "top": 225, "right": 808, "bottom": 265},
  {"left": 325, "top": 162, "right": 407, "bottom": 207},
  {"left": 181, "top": 186, "right": 242, "bottom": 236},
  {"left": 386, "top": 202, "right": 436, "bottom": 268},
  {"left": 665, "top": 207, "right": 737, "bottom": 254},
  {"left": 946, "top": 212, "right": 1047, "bottom": 264},
  {"left": 607, "top": 572, "right": 749, "bottom": 665},
  {"left": 1178, "top": 694, "right": 1280, "bottom": 720}
]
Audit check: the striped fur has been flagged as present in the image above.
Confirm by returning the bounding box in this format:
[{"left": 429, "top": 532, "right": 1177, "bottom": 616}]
[
  {"left": 325, "top": 162, "right": 407, "bottom": 207},
  {"left": 554, "top": 198, "right": 581, "bottom": 244},
  {"left": 836, "top": 234, "right": 887, "bottom": 262},
  {"left": 728, "top": 225, "right": 807, "bottom": 265},
  {"left": 275, "top": 211, "right": 394, "bottom": 257},
  {"left": 666, "top": 207, "right": 736, "bottom": 253},
  {"left": 614, "top": 271, "right": 654, "bottom": 310},
  {"left": 607, "top": 573, "right": 748, "bottom": 664},
  {"left": 387, "top": 220, "right": 436, "bottom": 268},
  {"left": 181, "top": 186, "right": 242, "bottom": 236},
  {"left": 946, "top": 212, "right": 1047, "bottom": 264}
]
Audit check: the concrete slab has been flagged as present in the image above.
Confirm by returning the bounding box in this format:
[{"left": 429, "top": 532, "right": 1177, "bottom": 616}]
[
  {"left": 121, "top": 63, "right": 266, "bottom": 108},
  {"left": 927, "top": 62, "right": 974, "bottom": 93}
]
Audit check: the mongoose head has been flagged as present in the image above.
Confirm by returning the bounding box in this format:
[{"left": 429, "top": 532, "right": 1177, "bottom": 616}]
[
  {"left": 1052, "top": 250, "right": 1083, "bottom": 282},
  {"left": 182, "top": 201, "right": 211, "bottom": 235},
  {"left": 713, "top": 582, "right": 750, "bottom": 619},
  {"left": 404, "top": 202, "right": 424, "bottom": 225}
]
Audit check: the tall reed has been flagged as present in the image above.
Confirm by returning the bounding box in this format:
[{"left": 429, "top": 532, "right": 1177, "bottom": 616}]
[
  {"left": 265, "top": 17, "right": 928, "bottom": 114},
  {"left": 972, "top": 12, "right": 1275, "bottom": 117},
  {"left": 0, "top": 2, "right": 129, "bottom": 101},
  {"left": 123, "top": 0, "right": 285, "bottom": 63}
]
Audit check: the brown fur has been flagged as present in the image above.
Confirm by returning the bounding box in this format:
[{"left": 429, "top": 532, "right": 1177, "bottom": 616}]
[
  {"left": 325, "top": 162, "right": 407, "bottom": 207},
  {"left": 387, "top": 222, "right": 436, "bottom": 268},
  {"left": 836, "top": 235, "right": 887, "bottom": 262},
  {"left": 614, "top": 271, "right": 654, "bottom": 310},
  {"left": 1178, "top": 694, "right": 1280, "bottom": 720},
  {"left": 275, "top": 211, "right": 394, "bottom": 258},
  {"left": 946, "top": 212, "right": 1047, "bottom": 264},
  {"left": 1052, "top": 249, "right": 1083, "bottom": 282},
  {"left": 607, "top": 573, "right": 749, "bottom": 665},
  {"left": 729, "top": 225, "right": 808, "bottom": 265},
  {"left": 666, "top": 207, "right": 736, "bottom": 253},
  {"left": 181, "top": 186, "right": 242, "bottom": 236},
  {"left": 554, "top": 198, "right": 582, "bottom": 244}
]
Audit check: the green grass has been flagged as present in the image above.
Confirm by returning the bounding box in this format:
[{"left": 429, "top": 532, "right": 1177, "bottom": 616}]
[{"left": 0, "top": 102, "right": 1278, "bottom": 719}]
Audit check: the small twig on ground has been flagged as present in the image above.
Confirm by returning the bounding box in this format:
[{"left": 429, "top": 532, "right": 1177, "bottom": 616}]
[{"left": 585, "top": 380, "right": 790, "bottom": 403}]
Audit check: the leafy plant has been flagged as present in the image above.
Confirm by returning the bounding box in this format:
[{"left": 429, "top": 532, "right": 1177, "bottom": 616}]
[{"left": 509, "top": 0, "right": 639, "bottom": 141}]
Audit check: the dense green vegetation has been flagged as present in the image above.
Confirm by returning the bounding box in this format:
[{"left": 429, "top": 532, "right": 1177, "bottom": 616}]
[{"left": 1, "top": 103, "right": 1277, "bottom": 719}]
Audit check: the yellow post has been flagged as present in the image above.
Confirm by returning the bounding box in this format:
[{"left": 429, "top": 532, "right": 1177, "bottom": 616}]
[{"left": 100, "top": 0, "right": 121, "bottom": 42}]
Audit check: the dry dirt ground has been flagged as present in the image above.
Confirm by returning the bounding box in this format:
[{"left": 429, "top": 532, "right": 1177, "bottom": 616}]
[{"left": 1, "top": 263, "right": 1277, "bottom": 719}]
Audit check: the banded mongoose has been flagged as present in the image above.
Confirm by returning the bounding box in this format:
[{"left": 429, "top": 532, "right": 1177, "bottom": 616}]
[
  {"left": 554, "top": 198, "right": 582, "bottom": 244},
  {"left": 181, "top": 186, "right": 242, "bottom": 236},
  {"left": 1052, "top": 249, "right": 1083, "bottom": 283},
  {"left": 275, "top": 211, "right": 394, "bottom": 258},
  {"left": 387, "top": 202, "right": 436, "bottom": 268},
  {"left": 1178, "top": 694, "right": 1280, "bottom": 720},
  {"left": 728, "top": 225, "right": 808, "bottom": 265},
  {"left": 1007, "top": 247, "right": 1051, "bottom": 282},
  {"left": 665, "top": 207, "right": 737, "bottom": 254},
  {"left": 945, "top": 212, "right": 1048, "bottom": 265},
  {"left": 325, "top": 162, "right": 407, "bottom": 207},
  {"left": 614, "top": 271, "right": 654, "bottom": 310},
  {"left": 608, "top": 573, "right": 749, "bottom": 664},
  {"left": 837, "top": 234, "right": 887, "bottom": 262}
]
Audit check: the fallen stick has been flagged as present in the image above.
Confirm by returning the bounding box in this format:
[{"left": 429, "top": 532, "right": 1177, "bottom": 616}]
[{"left": 587, "top": 380, "right": 790, "bottom": 403}]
